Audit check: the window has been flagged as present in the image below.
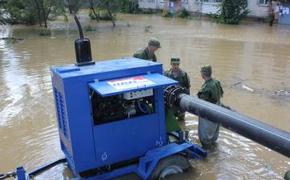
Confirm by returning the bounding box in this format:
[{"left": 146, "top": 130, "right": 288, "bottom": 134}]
[
  {"left": 258, "top": 0, "right": 269, "bottom": 5},
  {"left": 198, "top": 0, "right": 222, "bottom": 3}
]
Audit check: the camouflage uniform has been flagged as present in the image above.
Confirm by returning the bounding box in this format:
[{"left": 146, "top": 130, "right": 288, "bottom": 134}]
[
  {"left": 133, "top": 47, "right": 157, "bottom": 62},
  {"left": 164, "top": 69, "right": 190, "bottom": 94},
  {"left": 133, "top": 38, "right": 160, "bottom": 62},
  {"left": 197, "top": 65, "right": 223, "bottom": 149},
  {"left": 164, "top": 58, "right": 190, "bottom": 125}
]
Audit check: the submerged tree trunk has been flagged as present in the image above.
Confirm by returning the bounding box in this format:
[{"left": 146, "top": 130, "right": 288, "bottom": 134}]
[
  {"left": 41, "top": 3, "right": 48, "bottom": 28},
  {"left": 105, "top": 5, "right": 115, "bottom": 27},
  {"left": 33, "top": 0, "right": 43, "bottom": 27},
  {"left": 89, "top": 0, "right": 100, "bottom": 22}
]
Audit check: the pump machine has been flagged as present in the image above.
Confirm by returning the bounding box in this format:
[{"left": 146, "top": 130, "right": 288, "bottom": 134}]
[{"left": 50, "top": 57, "right": 207, "bottom": 179}]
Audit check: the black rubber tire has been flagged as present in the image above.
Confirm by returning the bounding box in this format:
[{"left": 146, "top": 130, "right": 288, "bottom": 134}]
[{"left": 149, "top": 154, "right": 190, "bottom": 180}]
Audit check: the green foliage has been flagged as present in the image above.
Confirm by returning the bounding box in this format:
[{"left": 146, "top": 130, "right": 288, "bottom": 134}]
[
  {"left": 89, "top": 9, "right": 115, "bottom": 20},
  {"left": 119, "top": 0, "right": 139, "bottom": 14},
  {"left": 162, "top": 9, "right": 173, "bottom": 17},
  {"left": 66, "top": 0, "right": 83, "bottom": 14},
  {"left": 88, "top": 0, "right": 121, "bottom": 26},
  {"left": 99, "top": 0, "right": 120, "bottom": 13},
  {"left": 0, "top": 2, "right": 5, "bottom": 24},
  {"left": 2, "top": 0, "right": 66, "bottom": 27},
  {"left": 39, "top": 29, "right": 52, "bottom": 36},
  {"left": 177, "top": 8, "right": 190, "bottom": 18},
  {"left": 218, "top": 0, "right": 249, "bottom": 24},
  {"left": 4, "top": 0, "right": 37, "bottom": 24}
]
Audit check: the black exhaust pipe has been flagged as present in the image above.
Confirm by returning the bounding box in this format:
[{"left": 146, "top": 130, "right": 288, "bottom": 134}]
[{"left": 74, "top": 15, "right": 94, "bottom": 66}]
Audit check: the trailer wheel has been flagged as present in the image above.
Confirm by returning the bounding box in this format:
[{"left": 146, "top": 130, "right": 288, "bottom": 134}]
[{"left": 149, "top": 154, "right": 190, "bottom": 180}]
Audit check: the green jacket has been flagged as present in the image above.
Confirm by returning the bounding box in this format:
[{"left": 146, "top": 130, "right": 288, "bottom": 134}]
[
  {"left": 164, "top": 68, "right": 190, "bottom": 94},
  {"left": 133, "top": 47, "right": 157, "bottom": 62},
  {"left": 197, "top": 78, "right": 223, "bottom": 104}
]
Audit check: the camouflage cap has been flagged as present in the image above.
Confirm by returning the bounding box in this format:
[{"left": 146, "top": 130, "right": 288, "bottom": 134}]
[
  {"left": 148, "top": 38, "right": 161, "bottom": 48},
  {"left": 200, "top": 65, "right": 212, "bottom": 77},
  {"left": 171, "top": 57, "right": 180, "bottom": 64}
]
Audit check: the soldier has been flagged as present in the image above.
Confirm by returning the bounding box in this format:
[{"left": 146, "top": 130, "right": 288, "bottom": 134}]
[
  {"left": 133, "top": 38, "right": 161, "bottom": 62},
  {"left": 197, "top": 65, "right": 224, "bottom": 149},
  {"left": 164, "top": 57, "right": 190, "bottom": 121}
]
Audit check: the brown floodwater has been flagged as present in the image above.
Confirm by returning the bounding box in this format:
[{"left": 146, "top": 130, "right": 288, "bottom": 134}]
[{"left": 0, "top": 14, "right": 290, "bottom": 179}]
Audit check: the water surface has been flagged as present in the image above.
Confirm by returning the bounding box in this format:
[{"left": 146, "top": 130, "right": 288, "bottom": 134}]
[{"left": 0, "top": 14, "right": 289, "bottom": 179}]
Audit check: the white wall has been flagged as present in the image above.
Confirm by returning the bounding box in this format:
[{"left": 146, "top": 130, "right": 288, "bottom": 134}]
[
  {"left": 247, "top": 0, "right": 269, "bottom": 17},
  {"left": 138, "top": 0, "right": 269, "bottom": 18},
  {"left": 201, "top": 2, "right": 220, "bottom": 14},
  {"left": 138, "top": 0, "right": 157, "bottom": 9}
]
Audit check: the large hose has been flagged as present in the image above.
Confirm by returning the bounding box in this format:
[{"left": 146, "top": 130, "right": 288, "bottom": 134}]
[
  {"left": 164, "top": 86, "right": 290, "bottom": 158},
  {"left": 178, "top": 94, "right": 290, "bottom": 158}
]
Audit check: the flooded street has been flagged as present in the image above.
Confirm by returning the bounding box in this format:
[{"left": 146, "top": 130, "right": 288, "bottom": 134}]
[{"left": 0, "top": 14, "right": 290, "bottom": 179}]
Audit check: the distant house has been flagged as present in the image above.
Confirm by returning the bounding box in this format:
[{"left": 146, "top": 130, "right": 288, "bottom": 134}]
[{"left": 138, "top": 0, "right": 270, "bottom": 18}]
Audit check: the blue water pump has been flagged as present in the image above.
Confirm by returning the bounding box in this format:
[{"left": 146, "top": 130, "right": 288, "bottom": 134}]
[{"left": 50, "top": 57, "right": 206, "bottom": 179}]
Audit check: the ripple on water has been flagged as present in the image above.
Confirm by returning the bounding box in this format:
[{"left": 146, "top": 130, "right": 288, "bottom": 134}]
[
  {"left": 184, "top": 115, "right": 284, "bottom": 179},
  {"left": 22, "top": 124, "right": 61, "bottom": 171}
]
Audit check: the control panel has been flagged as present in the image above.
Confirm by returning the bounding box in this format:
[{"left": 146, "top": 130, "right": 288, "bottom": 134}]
[{"left": 123, "top": 89, "right": 153, "bottom": 100}]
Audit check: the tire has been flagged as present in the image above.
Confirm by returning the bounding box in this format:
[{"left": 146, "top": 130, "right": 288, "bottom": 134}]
[{"left": 149, "top": 154, "right": 190, "bottom": 180}]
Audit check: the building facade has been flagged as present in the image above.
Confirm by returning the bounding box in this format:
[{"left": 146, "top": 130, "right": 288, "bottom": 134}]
[{"left": 138, "top": 0, "right": 270, "bottom": 18}]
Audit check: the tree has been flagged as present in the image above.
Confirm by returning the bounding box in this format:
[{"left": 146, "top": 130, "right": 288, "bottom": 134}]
[
  {"left": 119, "top": 0, "right": 139, "bottom": 14},
  {"left": 65, "top": 0, "right": 83, "bottom": 14},
  {"left": 4, "top": 0, "right": 37, "bottom": 25},
  {"left": 2, "top": 0, "right": 65, "bottom": 27},
  {"left": 100, "top": 0, "right": 118, "bottom": 26},
  {"left": 218, "top": 0, "right": 249, "bottom": 24},
  {"left": 88, "top": 0, "right": 100, "bottom": 22},
  {"left": 88, "top": 0, "right": 121, "bottom": 27},
  {"left": 0, "top": 0, "right": 7, "bottom": 24},
  {"left": 33, "top": 0, "right": 65, "bottom": 28}
]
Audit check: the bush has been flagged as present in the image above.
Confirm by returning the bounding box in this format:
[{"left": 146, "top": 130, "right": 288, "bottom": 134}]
[
  {"left": 162, "top": 9, "right": 173, "bottom": 17},
  {"left": 4, "top": 0, "right": 38, "bottom": 25},
  {"left": 84, "top": 25, "right": 96, "bottom": 31},
  {"left": 39, "top": 29, "right": 52, "bottom": 36},
  {"left": 89, "top": 9, "right": 115, "bottom": 21},
  {"left": 218, "top": 0, "right": 249, "bottom": 24},
  {"left": 119, "top": 0, "right": 139, "bottom": 14},
  {"left": 177, "top": 8, "right": 190, "bottom": 18},
  {"left": 2, "top": 0, "right": 65, "bottom": 27}
]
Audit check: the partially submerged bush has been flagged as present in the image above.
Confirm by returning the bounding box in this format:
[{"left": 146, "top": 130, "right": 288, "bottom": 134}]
[
  {"left": 84, "top": 25, "right": 96, "bottom": 31},
  {"left": 162, "top": 9, "right": 173, "bottom": 17},
  {"left": 177, "top": 9, "right": 190, "bottom": 18},
  {"left": 39, "top": 29, "right": 51, "bottom": 36},
  {"left": 89, "top": 10, "right": 115, "bottom": 21}
]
